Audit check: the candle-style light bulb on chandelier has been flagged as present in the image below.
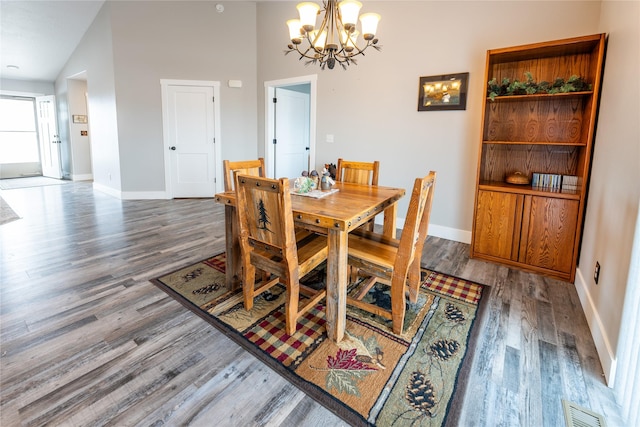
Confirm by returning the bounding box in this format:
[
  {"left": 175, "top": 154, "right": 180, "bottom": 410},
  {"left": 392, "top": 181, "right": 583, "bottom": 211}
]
[{"left": 285, "top": 0, "right": 381, "bottom": 70}]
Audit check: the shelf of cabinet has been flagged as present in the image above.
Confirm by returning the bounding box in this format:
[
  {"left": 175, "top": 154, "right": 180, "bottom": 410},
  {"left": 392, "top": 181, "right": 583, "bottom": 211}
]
[
  {"left": 483, "top": 95, "right": 590, "bottom": 144},
  {"left": 478, "top": 181, "right": 581, "bottom": 200},
  {"left": 486, "top": 91, "right": 593, "bottom": 102},
  {"left": 482, "top": 140, "right": 587, "bottom": 146},
  {"left": 479, "top": 144, "right": 581, "bottom": 182}
]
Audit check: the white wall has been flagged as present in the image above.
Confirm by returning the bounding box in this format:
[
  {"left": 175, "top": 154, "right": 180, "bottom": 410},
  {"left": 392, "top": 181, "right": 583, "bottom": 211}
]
[
  {"left": 257, "top": 1, "right": 601, "bottom": 241},
  {"left": 56, "top": 1, "right": 259, "bottom": 196},
  {"left": 56, "top": 4, "right": 121, "bottom": 192},
  {"left": 108, "top": 1, "right": 258, "bottom": 193},
  {"left": 575, "top": 0, "right": 640, "bottom": 384},
  {"left": 0, "top": 79, "right": 53, "bottom": 95}
]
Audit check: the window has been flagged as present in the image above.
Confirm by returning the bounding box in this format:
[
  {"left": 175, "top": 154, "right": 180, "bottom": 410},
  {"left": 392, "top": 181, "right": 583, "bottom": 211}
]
[{"left": 0, "top": 97, "right": 39, "bottom": 164}]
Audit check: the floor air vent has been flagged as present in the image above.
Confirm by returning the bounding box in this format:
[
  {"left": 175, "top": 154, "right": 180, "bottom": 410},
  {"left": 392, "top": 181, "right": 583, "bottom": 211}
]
[{"left": 562, "top": 399, "right": 607, "bottom": 427}]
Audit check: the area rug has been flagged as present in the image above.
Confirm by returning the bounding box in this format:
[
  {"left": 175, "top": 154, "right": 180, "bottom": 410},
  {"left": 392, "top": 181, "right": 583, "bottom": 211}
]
[
  {"left": 0, "top": 196, "right": 20, "bottom": 225},
  {"left": 151, "top": 253, "right": 489, "bottom": 427},
  {"left": 0, "top": 176, "right": 69, "bottom": 190}
]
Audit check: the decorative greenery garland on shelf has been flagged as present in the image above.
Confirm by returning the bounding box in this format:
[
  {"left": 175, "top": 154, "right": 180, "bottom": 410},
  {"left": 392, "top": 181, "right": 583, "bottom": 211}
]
[{"left": 487, "top": 72, "right": 592, "bottom": 100}]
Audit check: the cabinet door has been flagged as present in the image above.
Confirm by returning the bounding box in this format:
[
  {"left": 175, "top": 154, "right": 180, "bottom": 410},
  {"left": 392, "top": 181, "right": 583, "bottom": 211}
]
[
  {"left": 473, "top": 190, "right": 523, "bottom": 260},
  {"left": 522, "top": 196, "right": 579, "bottom": 273}
]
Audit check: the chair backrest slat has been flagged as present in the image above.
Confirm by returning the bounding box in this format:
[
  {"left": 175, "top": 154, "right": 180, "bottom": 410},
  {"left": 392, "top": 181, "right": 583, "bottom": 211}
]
[
  {"left": 223, "top": 158, "right": 266, "bottom": 192},
  {"left": 336, "top": 159, "right": 379, "bottom": 186}
]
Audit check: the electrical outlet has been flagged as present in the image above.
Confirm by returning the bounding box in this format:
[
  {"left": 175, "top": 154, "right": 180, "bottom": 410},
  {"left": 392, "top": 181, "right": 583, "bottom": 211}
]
[{"left": 594, "top": 261, "right": 600, "bottom": 284}]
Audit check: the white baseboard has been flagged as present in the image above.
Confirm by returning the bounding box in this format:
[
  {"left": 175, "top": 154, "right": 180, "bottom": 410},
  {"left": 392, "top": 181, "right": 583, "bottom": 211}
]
[
  {"left": 92, "top": 182, "right": 121, "bottom": 199},
  {"left": 92, "top": 182, "right": 169, "bottom": 200},
  {"left": 71, "top": 174, "right": 93, "bottom": 181},
  {"left": 428, "top": 224, "right": 472, "bottom": 244},
  {"left": 378, "top": 216, "right": 471, "bottom": 244},
  {"left": 120, "top": 191, "right": 169, "bottom": 200},
  {"left": 574, "top": 267, "right": 617, "bottom": 386}
]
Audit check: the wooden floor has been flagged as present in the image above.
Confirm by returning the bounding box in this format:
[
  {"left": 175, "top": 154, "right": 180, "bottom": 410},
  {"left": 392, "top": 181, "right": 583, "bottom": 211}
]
[{"left": 0, "top": 182, "right": 625, "bottom": 426}]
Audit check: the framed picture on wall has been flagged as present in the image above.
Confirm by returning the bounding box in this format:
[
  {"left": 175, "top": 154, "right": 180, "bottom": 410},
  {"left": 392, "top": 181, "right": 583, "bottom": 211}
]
[
  {"left": 72, "top": 115, "right": 87, "bottom": 123},
  {"left": 418, "top": 72, "right": 469, "bottom": 111}
]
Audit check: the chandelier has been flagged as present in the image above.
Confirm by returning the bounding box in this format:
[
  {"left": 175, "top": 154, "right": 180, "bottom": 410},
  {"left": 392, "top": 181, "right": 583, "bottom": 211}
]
[{"left": 285, "top": 1, "right": 381, "bottom": 70}]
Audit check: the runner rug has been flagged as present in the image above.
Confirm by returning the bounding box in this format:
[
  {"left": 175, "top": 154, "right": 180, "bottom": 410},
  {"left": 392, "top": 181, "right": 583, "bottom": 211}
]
[
  {"left": 151, "top": 252, "right": 489, "bottom": 427},
  {"left": 0, "top": 196, "right": 20, "bottom": 225}
]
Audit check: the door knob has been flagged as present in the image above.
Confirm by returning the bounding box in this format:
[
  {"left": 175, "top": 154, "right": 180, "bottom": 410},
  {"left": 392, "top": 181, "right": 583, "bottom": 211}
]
[{"left": 169, "top": 146, "right": 176, "bottom": 150}]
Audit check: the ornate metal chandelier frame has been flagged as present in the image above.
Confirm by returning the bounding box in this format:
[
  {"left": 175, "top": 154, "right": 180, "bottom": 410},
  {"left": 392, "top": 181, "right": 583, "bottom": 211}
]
[{"left": 285, "top": 0, "right": 381, "bottom": 70}]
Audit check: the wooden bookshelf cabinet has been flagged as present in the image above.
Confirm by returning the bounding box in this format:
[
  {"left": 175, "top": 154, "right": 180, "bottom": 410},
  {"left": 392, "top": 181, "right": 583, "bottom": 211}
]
[{"left": 471, "top": 34, "right": 606, "bottom": 282}]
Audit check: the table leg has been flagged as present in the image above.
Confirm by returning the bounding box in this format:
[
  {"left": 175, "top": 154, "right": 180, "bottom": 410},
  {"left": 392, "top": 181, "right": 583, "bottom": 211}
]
[
  {"left": 325, "top": 228, "right": 348, "bottom": 343},
  {"left": 382, "top": 203, "right": 398, "bottom": 239},
  {"left": 224, "top": 205, "right": 242, "bottom": 291}
]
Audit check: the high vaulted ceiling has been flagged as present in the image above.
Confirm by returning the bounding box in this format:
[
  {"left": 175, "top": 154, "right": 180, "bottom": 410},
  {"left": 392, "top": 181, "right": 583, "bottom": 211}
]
[{"left": 0, "top": 0, "right": 105, "bottom": 82}]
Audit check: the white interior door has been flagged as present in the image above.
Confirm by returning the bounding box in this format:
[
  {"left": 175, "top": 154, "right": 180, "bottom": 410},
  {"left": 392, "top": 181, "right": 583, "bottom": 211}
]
[
  {"left": 273, "top": 87, "right": 310, "bottom": 178},
  {"left": 165, "top": 84, "right": 216, "bottom": 197},
  {"left": 36, "top": 95, "right": 62, "bottom": 178}
]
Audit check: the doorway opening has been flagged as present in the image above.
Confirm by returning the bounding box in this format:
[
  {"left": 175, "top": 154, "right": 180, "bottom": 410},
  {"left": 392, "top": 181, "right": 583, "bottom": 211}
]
[
  {"left": 264, "top": 75, "right": 317, "bottom": 179},
  {"left": 66, "top": 72, "right": 94, "bottom": 182}
]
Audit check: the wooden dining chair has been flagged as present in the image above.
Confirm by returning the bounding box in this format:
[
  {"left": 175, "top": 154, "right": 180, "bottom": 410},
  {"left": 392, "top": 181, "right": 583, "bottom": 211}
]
[
  {"left": 335, "top": 158, "right": 380, "bottom": 231},
  {"left": 235, "top": 174, "right": 329, "bottom": 335},
  {"left": 223, "top": 158, "right": 266, "bottom": 192},
  {"left": 222, "top": 158, "right": 268, "bottom": 288},
  {"left": 346, "top": 171, "right": 436, "bottom": 335}
]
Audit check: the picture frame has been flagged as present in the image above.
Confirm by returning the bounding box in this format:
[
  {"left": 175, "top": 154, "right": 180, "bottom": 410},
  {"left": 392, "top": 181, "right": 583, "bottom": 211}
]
[
  {"left": 417, "top": 72, "right": 469, "bottom": 111},
  {"left": 72, "top": 114, "right": 87, "bottom": 123}
]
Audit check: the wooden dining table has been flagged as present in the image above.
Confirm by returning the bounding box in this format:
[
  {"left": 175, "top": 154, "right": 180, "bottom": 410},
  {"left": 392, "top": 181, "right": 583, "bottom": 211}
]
[{"left": 214, "top": 181, "right": 405, "bottom": 343}]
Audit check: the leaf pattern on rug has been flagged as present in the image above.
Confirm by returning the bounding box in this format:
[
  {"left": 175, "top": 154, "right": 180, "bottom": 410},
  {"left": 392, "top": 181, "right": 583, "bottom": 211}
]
[
  {"left": 328, "top": 348, "right": 377, "bottom": 371},
  {"left": 326, "top": 348, "right": 377, "bottom": 396},
  {"left": 338, "top": 331, "right": 386, "bottom": 369}
]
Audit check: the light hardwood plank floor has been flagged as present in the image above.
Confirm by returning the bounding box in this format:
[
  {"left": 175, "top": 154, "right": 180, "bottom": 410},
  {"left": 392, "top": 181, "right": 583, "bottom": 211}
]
[{"left": 0, "top": 182, "right": 625, "bottom": 426}]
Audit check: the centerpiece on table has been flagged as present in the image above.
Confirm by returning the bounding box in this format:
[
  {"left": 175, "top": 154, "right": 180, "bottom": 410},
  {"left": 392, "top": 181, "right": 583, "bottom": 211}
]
[{"left": 293, "top": 176, "right": 317, "bottom": 194}]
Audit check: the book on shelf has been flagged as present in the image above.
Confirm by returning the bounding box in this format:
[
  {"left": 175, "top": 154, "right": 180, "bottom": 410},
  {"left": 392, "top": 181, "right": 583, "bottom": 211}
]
[
  {"left": 532, "top": 172, "right": 562, "bottom": 190},
  {"left": 562, "top": 175, "right": 578, "bottom": 191}
]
